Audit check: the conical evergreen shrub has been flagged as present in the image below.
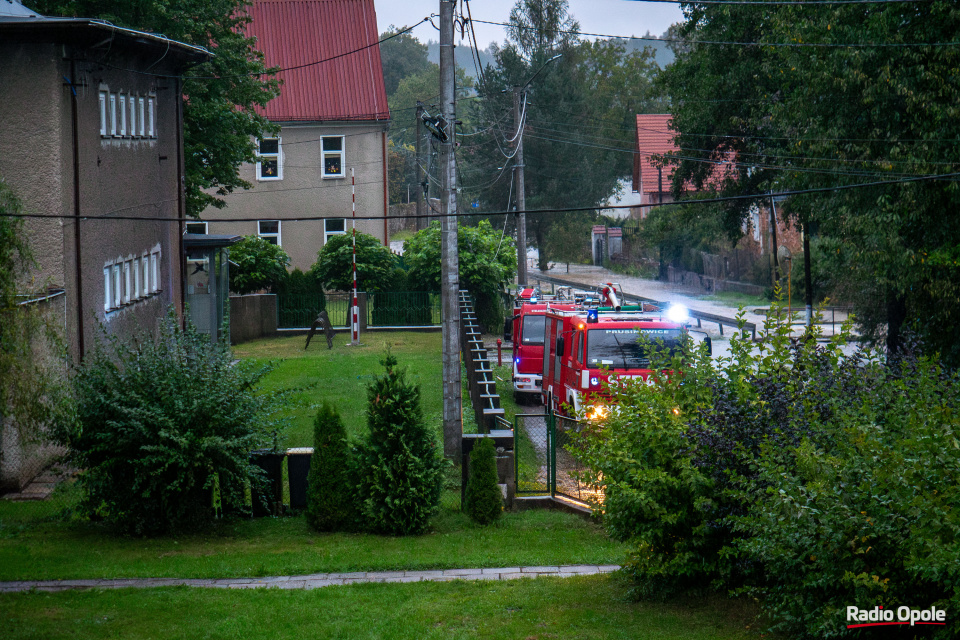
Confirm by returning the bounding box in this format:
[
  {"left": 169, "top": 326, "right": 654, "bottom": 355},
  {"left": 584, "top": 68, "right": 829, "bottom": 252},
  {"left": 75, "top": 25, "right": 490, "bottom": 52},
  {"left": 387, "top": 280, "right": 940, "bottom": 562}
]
[
  {"left": 464, "top": 437, "right": 503, "bottom": 525},
  {"left": 305, "top": 402, "right": 353, "bottom": 531},
  {"left": 357, "top": 353, "right": 444, "bottom": 535}
]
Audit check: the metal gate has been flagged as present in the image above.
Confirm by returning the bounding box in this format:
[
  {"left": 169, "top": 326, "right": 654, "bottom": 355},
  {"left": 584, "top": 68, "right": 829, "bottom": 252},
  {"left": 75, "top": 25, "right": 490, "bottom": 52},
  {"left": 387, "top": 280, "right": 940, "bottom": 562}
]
[{"left": 514, "top": 409, "right": 597, "bottom": 504}]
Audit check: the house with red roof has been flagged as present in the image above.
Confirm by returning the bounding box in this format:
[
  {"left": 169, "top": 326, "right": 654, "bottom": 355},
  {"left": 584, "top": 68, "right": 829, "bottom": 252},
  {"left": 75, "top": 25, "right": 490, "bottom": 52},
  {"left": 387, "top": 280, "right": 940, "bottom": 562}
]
[{"left": 199, "top": 0, "right": 391, "bottom": 271}]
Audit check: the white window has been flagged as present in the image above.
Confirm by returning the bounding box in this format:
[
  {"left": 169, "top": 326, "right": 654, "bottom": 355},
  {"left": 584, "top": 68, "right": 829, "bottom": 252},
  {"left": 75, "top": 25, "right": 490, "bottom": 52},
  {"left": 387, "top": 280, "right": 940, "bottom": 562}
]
[
  {"left": 321, "top": 136, "right": 344, "bottom": 178},
  {"left": 133, "top": 258, "right": 140, "bottom": 299},
  {"left": 148, "top": 97, "right": 156, "bottom": 138},
  {"left": 119, "top": 93, "right": 126, "bottom": 137},
  {"left": 257, "top": 138, "right": 282, "bottom": 180},
  {"left": 185, "top": 221, "right": 208, "bottom": 234},
  {"left": 138, "top": 98, "right": 145, "bottom": 137},
  {"left": 99, "top": 92, "right": 108, "bottom": 137},
  {"left": 129, "top": 97, "right": 137, "bottom": 138},
  {"left": 142, "top": 252, "right": 150, "bottom": 292},
  {"left": 103, "top": 266, "right": 112, "bottom": 310},
  {"left": 258, "top": 220, "right": 281, "bottom": 245},
  {"left": 150, "top": 250, "right": 160, "bottom": 292},
  {"left": 109, "top": 94, "right": 118, "bottom": 136},
  {"left": 324, "top": 218, "right": 346, "bottom": 244},
  {"left": 123, "top": 260, "right": 131, "bottom": 303},
  {"left": 112, "top": 263, "right": 121, "bottom": 308}
]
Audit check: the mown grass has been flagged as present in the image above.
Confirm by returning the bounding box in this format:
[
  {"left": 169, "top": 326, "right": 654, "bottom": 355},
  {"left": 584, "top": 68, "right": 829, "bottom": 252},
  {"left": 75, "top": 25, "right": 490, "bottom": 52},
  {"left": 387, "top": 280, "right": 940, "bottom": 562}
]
[
  {"left": 1, "top": 575, "right": 770, "bottom": 640},
  {"left": 0, "top": 485, "right": 623, "bottom": 582},
  {"left": 232, "top": 332, "right": 442, "bottom": 447}
]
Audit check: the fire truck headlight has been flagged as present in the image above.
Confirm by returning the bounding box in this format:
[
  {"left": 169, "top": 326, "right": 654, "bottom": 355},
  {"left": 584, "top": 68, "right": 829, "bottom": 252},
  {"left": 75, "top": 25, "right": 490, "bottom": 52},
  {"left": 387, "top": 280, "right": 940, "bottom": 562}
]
[
  {"left": 590, "top": 376, "right": 600, "bottom": 388},
  {"left": 667, "top": 304, "right": 689, "bottom": 324},
  {"left": 587, "top": 404, "right": 609, "bottom": 421}
]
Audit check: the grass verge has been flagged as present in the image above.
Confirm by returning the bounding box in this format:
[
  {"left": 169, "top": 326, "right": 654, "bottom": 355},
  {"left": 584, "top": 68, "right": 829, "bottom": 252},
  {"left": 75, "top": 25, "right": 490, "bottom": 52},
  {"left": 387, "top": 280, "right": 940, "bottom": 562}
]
[
  {"left": 0, "top": 490, "right": 622, "bottom": 581},
  {"left": 0, "top": 575, "right": 769, "bottom": 640}
]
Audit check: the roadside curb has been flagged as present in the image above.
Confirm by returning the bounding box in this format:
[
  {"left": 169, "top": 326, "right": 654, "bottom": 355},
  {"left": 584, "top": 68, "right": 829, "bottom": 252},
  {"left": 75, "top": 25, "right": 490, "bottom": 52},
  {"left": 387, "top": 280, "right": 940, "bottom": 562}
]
[{"left": 0, "top": 565, "right": 621, "bottom": 593}]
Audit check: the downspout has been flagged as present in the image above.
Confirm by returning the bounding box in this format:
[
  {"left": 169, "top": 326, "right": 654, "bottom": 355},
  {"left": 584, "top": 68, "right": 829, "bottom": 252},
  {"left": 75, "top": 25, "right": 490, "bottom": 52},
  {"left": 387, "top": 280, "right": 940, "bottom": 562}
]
[
  {"left": 175, "top": 73, "right": 186, "bottom": 327},
  {"left": 69, "top": 56, "right": 85, "bottom": 360},
  {"left": 382, "top": 130, "right": 388, "bottom": 245}
]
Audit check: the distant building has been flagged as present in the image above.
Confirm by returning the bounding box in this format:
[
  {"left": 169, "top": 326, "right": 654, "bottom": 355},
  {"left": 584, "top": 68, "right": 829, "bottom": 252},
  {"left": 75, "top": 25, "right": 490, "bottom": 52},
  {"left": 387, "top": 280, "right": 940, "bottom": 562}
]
[{"left": 199, "top": 0, "right": 391, "bottom": 273}]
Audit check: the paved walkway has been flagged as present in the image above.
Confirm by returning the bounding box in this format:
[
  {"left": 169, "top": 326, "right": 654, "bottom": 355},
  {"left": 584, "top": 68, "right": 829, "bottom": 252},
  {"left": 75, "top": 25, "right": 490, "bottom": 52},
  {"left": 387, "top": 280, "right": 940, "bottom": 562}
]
[{"left": 0, "top": 564, "right": 620, "bottom": 593}]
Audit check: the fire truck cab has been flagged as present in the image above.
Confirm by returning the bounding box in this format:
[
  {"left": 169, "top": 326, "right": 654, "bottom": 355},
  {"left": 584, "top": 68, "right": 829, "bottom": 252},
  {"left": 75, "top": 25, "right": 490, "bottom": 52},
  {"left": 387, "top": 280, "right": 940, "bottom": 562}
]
[
  {"left": 509, "top": 302, "right": 579, "bottom": 402},
  {"left": 540, "top": 306, "right": 692, "bottom": 417}
]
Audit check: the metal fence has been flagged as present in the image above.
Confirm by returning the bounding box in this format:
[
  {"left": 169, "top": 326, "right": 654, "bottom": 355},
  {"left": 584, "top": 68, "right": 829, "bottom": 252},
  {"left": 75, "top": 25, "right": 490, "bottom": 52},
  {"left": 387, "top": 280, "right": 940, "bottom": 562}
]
[
  {"left": 277, "top": 292, "right": 440, "bottom": 329},
  {"left": 513, "top": 410, "right": 598, "bottom": 505}
]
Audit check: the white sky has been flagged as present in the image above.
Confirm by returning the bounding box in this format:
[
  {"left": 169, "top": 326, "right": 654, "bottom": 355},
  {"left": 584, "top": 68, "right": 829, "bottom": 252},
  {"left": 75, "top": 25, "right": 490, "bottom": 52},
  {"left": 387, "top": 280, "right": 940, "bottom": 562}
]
[{"left": 376, "top": 0, "right": 683, "bottom": 50}]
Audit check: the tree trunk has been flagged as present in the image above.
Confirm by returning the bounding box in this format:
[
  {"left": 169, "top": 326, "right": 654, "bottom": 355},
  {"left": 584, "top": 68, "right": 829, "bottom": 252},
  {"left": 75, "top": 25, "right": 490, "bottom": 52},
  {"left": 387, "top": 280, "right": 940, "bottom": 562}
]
[{"left": 886, "top": 293, "right": 908, "bottom": 360}]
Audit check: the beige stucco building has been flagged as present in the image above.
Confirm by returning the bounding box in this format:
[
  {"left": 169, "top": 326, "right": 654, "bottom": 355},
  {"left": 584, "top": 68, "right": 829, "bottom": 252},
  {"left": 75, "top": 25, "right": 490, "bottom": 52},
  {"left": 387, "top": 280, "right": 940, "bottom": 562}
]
[
  {"left": 0, "top": 2, "right": 208, "bottom": 491},
  {"left": 198, "top": 0, "right": 391, "bottom": 273}
]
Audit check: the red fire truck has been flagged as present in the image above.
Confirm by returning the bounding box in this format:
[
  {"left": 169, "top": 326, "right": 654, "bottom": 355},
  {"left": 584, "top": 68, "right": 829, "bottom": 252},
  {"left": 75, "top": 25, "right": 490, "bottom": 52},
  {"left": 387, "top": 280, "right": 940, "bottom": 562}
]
[
  {"left": 540, "top": 303, "right": 701, "bottom": 418},
  {"left": 508, "top": 302, "right": 579, "bottom": 402}
]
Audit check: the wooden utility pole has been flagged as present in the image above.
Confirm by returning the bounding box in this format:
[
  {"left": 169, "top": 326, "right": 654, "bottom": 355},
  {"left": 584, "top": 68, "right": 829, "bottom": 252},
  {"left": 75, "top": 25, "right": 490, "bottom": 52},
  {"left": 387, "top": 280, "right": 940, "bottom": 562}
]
[
  {"left": 513, "top": 86, "right": 527, "bottom": 284},
  {"left": 439, "top": 0, "right": 461, "bottom": 460}
]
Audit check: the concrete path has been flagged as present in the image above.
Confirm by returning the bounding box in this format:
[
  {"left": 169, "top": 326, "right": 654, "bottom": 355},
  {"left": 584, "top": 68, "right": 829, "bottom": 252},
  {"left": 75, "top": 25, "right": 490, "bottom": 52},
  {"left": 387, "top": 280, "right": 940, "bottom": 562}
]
[{"left": 0, "top": 565, "right": 621, "bottom": 593}]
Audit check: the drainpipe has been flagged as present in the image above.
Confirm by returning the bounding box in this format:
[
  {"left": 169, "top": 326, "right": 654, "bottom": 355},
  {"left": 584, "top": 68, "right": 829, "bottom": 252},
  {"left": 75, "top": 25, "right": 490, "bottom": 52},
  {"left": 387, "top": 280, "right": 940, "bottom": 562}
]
[
  {"left": 382, "top": 130, "right": 389, "bottom": 245},
  {"left": 69, "top": 56, "right": 85, "bottom": 360},
  {"left": 175, "top": 74, "right": 186, "bottom": 327}
]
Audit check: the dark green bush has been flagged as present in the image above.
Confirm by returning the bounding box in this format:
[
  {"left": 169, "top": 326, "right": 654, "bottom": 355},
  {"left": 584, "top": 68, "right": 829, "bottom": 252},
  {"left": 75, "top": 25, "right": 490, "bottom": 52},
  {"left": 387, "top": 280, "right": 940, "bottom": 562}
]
[
  {"left": 229, "top": 235, "right": 291, "bottom": 294},
  {"left": 305, "top": 402, "right": 354, "bottom": 532},
  {"left": 577, "top": 307, "right": 960, "bottom": 637},
  {"left": 61, "top": 310, "right": 283, "bottom": 535},
  {"left": 355, "top": 353, "right": 444, "bottom": 535},
  {"left": 464, "top": 437, "right": 502, "bottom": 525}
]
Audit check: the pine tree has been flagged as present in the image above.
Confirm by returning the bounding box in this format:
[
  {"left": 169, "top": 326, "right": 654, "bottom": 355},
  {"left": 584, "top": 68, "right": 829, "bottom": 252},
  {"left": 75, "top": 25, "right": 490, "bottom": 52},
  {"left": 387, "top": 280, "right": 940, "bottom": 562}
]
[
  {"left": 305, "top": 402, "right": 353, "bottom": 532},
  {"left": 465, "top": 437, "right": 503, "bottom": 525},
  {"left": 357, "top": 353, "right": 444, "bottom": 535}
]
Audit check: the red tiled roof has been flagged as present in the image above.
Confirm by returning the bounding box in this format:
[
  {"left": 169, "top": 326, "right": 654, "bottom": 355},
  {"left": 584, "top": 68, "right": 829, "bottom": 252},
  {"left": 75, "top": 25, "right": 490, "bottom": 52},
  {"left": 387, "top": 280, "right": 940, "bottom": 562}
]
[
  {"left": 633, "top": 114, "right": 677, "bottom": 194},
  {"left": 248, "top": 0, "right": 389, "bottom": 122},
  {"left": 633, "top": 114, "right": 734, "bottom": 194}
]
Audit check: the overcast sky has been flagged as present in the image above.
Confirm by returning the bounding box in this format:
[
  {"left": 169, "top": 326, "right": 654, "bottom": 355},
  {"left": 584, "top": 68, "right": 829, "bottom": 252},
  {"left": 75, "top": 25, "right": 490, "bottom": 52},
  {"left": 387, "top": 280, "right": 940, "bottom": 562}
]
[{"left": 376, "top": 0, "right": 683, "bottom": 50}]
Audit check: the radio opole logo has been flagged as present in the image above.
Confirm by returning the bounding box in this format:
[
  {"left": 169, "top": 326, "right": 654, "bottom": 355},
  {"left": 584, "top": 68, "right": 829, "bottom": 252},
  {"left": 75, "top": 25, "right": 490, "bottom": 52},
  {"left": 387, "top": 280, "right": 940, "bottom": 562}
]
[{"left": 846, "top": 605, "right": 947, "bottom": 629}]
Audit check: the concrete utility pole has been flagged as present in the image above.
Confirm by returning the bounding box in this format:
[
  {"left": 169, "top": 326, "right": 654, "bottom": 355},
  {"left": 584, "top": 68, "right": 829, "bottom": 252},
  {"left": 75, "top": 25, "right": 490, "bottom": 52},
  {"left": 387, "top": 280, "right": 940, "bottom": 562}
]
[
  {"left": 439, "top": 0, "right": 461, "bottom": 460},
  {"left": 513, "top": 86, "right": 528, "bottom": 285},
  {"left": 415, "top": 101, "right": 424, "bottom": 230}
]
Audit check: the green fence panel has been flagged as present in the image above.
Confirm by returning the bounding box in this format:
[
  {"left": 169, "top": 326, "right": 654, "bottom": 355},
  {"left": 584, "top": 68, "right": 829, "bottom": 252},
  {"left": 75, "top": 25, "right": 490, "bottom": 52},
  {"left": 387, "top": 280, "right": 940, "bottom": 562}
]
[{"left": 367, "top": 291, "right": 440, "bottom": 327}]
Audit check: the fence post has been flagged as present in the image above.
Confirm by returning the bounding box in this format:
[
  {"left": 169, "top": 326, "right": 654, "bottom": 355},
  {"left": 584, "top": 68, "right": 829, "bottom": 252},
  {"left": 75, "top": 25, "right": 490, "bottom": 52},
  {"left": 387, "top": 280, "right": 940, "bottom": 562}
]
[{"left": 548, "top": 406, "right": 556, "bottom": 498}]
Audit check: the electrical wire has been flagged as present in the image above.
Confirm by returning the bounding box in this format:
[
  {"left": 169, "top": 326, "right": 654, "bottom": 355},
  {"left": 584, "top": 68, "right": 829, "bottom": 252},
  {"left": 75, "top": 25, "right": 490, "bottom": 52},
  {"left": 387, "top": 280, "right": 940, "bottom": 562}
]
[
  {"left": 470, "top": 18, "right": 960, "bottom": 48},
  {"left": 6, "top": 172, "right": 958, "bottom": 223}
]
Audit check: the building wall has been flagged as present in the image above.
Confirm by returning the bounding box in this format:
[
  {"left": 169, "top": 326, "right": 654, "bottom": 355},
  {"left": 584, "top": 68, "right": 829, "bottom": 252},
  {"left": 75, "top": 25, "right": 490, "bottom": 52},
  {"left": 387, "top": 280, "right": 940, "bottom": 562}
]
[
  {"left": 202, "top": 121, "right": 390, "bottom": 272},
  {"left": 0, "top": 39, "right": 187, "bottom": 361}
]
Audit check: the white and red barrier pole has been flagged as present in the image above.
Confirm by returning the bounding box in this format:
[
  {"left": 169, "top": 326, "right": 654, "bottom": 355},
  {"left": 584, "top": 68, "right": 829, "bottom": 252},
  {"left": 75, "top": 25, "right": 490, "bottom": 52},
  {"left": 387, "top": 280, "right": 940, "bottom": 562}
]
[{"left": 350, "top": 168, "right": 360, "bottom": 345}]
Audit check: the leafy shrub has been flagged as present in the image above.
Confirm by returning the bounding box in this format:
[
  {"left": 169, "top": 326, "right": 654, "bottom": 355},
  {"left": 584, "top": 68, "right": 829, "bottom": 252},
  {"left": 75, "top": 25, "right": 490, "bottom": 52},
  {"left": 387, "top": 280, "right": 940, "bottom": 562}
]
[
  {"left": 464, "top": 437, "right": 502, "bottom": 525},
  {"left": 311, "top": 231, "right": 399, "bottom": 293},
  {"left": 60, "top": 310, "right": 283, "bottom": 535},
  {"left": 577, "top": 306, "right": 960, "bottom": 637},
  {"left": 355, "top": 353, "right": 444, "bottom": 535},
  {"left": 305, "top": 402, "right": 354, "bottom": 532},
  {"left": 404, "top": 220, "right": 515, "bottom": 332},
  {"left": 229, "top": 235, "right": 291, "bottom": 295}
]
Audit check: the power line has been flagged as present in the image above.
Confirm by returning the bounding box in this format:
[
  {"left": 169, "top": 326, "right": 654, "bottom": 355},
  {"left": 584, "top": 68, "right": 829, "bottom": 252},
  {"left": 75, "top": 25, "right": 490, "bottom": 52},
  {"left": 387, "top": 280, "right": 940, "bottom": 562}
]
[
  {"left": 469, "top": 18, "right": 960, "bottom": 48},
  {"left": 7, "top": 172, "right": 958, "bottom": 223},
  {"left": 624, "top": 0, "right": 933, "bottom": 4}
]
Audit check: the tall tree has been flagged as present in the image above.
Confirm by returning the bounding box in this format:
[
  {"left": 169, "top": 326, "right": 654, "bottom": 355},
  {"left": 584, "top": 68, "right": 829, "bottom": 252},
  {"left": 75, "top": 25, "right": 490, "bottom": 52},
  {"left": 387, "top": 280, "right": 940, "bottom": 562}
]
[
  {"left": 660, "top": 1, "right": 960, "bottom": 361},
  {"left": 31, "top": 0, "right": 281, "bottom": 215},
  {"left": 379, "top": 26, "right": 431, "bottom": 96},
  {"left": 465, "top": 0, "right": 663, "bottom": 269}
]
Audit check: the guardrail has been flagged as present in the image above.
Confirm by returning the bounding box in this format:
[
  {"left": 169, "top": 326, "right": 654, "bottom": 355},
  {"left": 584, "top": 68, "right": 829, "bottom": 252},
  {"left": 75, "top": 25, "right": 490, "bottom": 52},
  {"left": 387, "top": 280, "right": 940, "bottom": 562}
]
[{"left": 530, "top": 273, "right": 758, "bottom": 340}]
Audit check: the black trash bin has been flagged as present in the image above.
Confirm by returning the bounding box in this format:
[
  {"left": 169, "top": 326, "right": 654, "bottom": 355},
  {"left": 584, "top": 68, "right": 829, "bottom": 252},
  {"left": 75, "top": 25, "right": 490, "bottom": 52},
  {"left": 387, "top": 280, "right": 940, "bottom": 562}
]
[
  {"left": 250, "top": 449, "right": 285, "bottom": 517},
  {"left": 286, "top": 448, "right": 313, "bottom": 511}
]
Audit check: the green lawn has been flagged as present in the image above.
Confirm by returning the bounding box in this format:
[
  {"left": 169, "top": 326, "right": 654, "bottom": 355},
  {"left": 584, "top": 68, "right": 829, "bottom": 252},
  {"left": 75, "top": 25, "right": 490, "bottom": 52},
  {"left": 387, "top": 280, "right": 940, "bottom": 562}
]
[
  {"left": 1, "top": 575, "right": 769, "bottom": 640},
  {"left": 0, "top": 486, "right": 623, "bottom": 582},
  {"left": 233, "top": 332, "right": 442, "bottom": 447}
]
